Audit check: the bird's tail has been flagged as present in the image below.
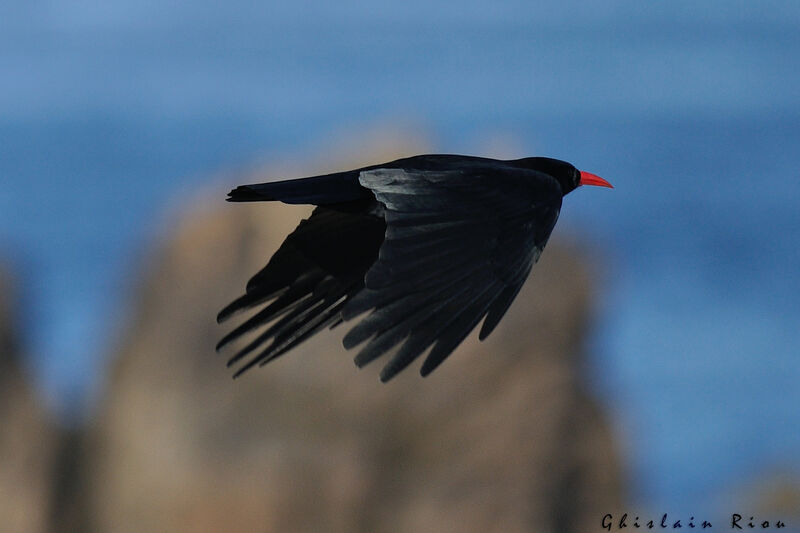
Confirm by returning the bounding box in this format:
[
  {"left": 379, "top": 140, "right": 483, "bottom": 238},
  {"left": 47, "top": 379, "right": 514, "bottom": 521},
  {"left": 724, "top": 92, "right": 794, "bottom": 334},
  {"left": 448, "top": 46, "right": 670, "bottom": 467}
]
[{"left": 226, "top": 169, "right": 370, "bottom": 206}]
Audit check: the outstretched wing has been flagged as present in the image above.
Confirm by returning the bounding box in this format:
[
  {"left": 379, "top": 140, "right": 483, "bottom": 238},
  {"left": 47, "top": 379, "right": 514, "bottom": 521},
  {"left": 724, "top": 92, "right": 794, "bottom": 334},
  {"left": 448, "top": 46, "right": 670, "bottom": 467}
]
[
  {"left": 217, "top": 204, "right": 385, "bottom": 377},
  {"left": 341, "top": 167, "right": 562, "bottom": 381}
]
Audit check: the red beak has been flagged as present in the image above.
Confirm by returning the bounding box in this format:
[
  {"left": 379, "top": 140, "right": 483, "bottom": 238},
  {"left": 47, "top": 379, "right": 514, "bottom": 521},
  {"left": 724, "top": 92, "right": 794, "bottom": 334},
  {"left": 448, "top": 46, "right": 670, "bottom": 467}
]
[{"left": 579, "top": 171, "right": 613, "bottom": 188}]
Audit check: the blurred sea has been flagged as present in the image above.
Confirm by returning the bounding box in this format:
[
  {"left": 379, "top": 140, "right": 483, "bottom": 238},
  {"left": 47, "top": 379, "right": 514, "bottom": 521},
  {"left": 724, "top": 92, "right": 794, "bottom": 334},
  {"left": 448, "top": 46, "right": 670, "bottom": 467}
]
[{"left": 1, "top": 0, "right": 799, "bottom": 512}]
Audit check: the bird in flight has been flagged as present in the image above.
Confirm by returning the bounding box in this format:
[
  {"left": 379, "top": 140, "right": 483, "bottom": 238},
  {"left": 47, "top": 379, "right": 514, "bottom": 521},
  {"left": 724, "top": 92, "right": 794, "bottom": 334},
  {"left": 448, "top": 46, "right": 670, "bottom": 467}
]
[{"left": 217, "top": 154, "right": 612, "bottom": 382}]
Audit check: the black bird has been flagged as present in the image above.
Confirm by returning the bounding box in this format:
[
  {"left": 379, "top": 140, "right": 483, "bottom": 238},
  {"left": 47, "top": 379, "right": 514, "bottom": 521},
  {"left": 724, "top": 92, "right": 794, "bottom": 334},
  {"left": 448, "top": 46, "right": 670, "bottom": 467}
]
[{"left": 216, "top": 154, "right": 612, "bottom": 382}]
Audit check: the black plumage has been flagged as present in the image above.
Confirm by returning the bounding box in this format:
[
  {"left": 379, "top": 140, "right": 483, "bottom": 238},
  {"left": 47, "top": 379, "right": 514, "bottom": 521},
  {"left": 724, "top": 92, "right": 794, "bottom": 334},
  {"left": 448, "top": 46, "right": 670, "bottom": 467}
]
[{"left": 217, "top": 154, "right": 611, "bottom": 381}]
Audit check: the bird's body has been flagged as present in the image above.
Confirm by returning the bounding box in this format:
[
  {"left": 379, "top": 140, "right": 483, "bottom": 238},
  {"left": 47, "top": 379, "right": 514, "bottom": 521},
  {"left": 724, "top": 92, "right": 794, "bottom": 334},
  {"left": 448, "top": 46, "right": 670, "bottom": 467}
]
[{"left": 217, "top": 154, "right": 611, "bottom": 381}]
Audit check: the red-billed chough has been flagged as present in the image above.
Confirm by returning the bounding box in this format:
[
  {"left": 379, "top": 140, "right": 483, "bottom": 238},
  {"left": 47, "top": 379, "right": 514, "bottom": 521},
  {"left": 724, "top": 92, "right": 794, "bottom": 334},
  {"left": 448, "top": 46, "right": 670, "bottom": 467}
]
[{"left": 216, "top": 154, "right": 612, "bottom": 382}]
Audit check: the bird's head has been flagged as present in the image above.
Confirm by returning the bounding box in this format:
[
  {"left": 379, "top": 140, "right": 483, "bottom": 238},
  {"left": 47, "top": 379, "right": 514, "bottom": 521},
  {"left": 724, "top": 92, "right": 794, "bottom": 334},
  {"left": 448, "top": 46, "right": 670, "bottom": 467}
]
[{"left": 519, "top": 157, "right": 613, "bottom": 195}]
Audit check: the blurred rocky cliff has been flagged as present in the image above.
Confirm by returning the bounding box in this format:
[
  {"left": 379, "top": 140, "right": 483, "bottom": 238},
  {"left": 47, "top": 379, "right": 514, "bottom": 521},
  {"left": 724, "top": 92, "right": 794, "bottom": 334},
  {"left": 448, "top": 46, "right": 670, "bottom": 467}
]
[
  {"left": 2, "top": 137, "right": 625, "bottom": 532},
  {"left": 79, "top": 141, "right": 623, "bottom": 533},
  {"left": 0, "top": 267, "right": 59, "bottom": 533}
]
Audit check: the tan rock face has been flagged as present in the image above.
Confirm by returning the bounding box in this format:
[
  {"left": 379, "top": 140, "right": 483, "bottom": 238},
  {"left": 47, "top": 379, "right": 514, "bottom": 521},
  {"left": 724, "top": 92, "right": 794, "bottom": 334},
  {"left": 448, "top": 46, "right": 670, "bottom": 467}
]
[
  {"left": 0, "top": 267, "right": 58, "bottom": 533},
  {"left": 86, "top": 147, "right": 623, "bottom": 533}
]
